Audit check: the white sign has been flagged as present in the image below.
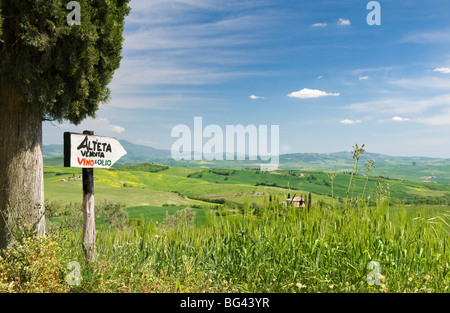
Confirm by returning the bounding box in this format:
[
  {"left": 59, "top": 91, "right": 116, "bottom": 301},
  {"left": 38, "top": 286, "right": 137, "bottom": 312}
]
[{"left": 64, "top": 132, "right": 127, "bottom": 168}]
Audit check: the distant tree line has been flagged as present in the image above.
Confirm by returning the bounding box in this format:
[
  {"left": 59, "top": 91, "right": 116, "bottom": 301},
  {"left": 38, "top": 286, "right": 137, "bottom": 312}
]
[
  {"left": 210, "top": 169, "right": 237, "bottom": 176},
  {"left": 115, "top": 163, "right": 168, "bottom": 173}
]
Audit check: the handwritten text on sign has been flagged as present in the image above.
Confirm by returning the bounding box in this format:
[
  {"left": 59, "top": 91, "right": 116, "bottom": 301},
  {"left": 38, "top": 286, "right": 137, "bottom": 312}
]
[{"left": 64, "top": 133, "right": 127, "bottom": 168}]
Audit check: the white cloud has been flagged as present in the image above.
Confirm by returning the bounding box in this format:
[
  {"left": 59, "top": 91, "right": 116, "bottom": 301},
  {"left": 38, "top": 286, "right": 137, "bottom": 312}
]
[
  {"left": 249, "top": 95, "right": 265, "bottom": 100},
  {"left": 417, "top": 108, "right": 450, "bottom": 126},
  {"left": 347, "top": 94, "right": 450, "bottom": 115},
  {"left": 110, "top": 54, "right": 267, "bottom": 88},
  {"left": 389, "top": 77, "right": 450, "bottom": 90},
  {"left": 89, "top": 118, "right": 126, "bottom": 134},
  {"left": 126, "top": 0, "right": 269, "bottom": 26},
  {"left": 433, "top": 67, "right": 450, "bottom": 74},
  {"left": 400, "top": 30, "right": 450, "bottom": 44},
  {"left": 312, "top": 23, "right": 327, "bottom": 27},
  {"left": 392, "top": 116, "right": 410, "bottom": 122},
  {"left": 108, "top": 95, "right": 186, "bottom": 110},
  {"left": 288, "top": 88, "right": 340, "bottom": 99},
  {"left": 110, "top": 0, "right": 278, "bottom": 91},
  {"left": 111, "top": 125, "right": 126, "bottom": 133},
  {"left": 124, "top": 14, "right": 265, "bottom": 52},
  {"left": 59, "top": 118, "right": 126, "bottom": 135},
  {"left": 338, "top": 18, "right": 351, "bottom": 26},
  {"left": 350, "top": 66, "right": 399, "bottom": 76},
  {"left": 359, "top": 76, "right": 369, "bottom": 80},
  {"left": 340, "top": 119, "right": 362, "bottom": 125}
]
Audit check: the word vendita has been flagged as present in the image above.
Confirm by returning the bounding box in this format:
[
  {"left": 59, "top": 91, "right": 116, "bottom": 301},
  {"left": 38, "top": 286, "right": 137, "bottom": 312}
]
[{"left": 171, "top": 117, "right": 280, "bottom": 171}]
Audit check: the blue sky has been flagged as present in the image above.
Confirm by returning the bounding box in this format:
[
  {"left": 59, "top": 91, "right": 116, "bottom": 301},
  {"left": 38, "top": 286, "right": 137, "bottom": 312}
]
[{"left": 44, "top": 0, "right": 450, "bottom": 158}]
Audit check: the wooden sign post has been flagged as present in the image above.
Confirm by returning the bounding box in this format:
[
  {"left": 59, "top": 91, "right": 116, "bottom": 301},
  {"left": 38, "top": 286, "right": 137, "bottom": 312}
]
[
  {"left": 81, "top": 130, "right": 95, "bottom": 262},
  {"left": 64, "top": 130, "right": 127, "bottom": 262}
]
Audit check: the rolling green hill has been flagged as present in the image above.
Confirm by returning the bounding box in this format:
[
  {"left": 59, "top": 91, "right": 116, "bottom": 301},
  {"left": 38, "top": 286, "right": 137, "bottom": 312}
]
[
  {"left": 44, "top": 163, "right": 450, "bottom": 209},
  {"left": 43, "top": 141, "right": 450, "bottom": 184}
]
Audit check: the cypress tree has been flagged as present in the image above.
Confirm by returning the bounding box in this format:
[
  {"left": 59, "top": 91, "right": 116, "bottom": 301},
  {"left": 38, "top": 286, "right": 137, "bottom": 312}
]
[{"left": 0, "top": 0, "right": 130, "bottom": 247}]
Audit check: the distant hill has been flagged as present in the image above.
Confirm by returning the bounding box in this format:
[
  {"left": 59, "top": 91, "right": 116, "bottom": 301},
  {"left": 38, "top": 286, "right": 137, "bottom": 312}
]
[
  {"left": 118, "top": 140, "right": 172, "bottom": 163},
  {"left": 279, "top": 151, "right": 442, "bottom": 169},
  {"left": 43, "top": 144, "right": 64, "bottom": 158},
  {"left": 43, "top": 141, "right": 450, "bottom": 184}
]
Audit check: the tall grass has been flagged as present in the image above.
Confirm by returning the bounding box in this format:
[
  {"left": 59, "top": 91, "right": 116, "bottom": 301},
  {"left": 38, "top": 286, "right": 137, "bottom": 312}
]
[{"left": 30, "top": 200, "right": 447, "bottom": 293}]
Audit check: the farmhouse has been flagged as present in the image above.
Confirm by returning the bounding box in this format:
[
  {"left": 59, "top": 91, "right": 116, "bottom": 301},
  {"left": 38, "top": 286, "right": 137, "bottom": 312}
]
[{"left": 282, "top": 196, "right": 305, "bottom": 208}]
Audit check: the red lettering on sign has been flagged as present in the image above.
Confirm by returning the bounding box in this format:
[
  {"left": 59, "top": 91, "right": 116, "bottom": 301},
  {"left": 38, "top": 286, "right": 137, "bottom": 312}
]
[{"left": 77, "top": 157, "right": 95, "bottom": 167}]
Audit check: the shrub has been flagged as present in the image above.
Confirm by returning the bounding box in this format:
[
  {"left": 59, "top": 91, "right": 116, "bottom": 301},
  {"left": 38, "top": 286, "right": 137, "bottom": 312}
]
[
  {"left": 44, "top": 200, "right": 64, "bottom": 218},
  {"left": 210, "top": 169, "right": 236, "bottom": 176},
  {"left": 96, "top": 201, "right": 129, "bottom": 230},
  {"left": 0, "top": 235, "right": 69, "bottom": 293},
  {"left": 60, "top": 203, "right": 84, "bottom": 230},
  {"left": 0, "top": 209, "right": 69, "bottom": 293},
  {"left": 160, "top": 208, "right": 196, "bottom": 229},
  {"left": 58, "top": 201, "right": 129, "bottom": 230}
]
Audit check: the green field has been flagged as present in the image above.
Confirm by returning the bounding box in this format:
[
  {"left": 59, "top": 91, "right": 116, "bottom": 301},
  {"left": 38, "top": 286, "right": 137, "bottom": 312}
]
[
  {"left": 42, "top": 163, "right": 450, "bottom": 233},
  {"left": 45, "top": 164, "right": 450, "bottom": 210},
  {"left": 3, "top": 163, "right": 446, "bottom": 293}
]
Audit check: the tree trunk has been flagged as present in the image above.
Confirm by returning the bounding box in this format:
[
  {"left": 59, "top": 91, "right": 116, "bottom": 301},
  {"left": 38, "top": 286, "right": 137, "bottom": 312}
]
[{"left": 0, "top": 77, "right": 45, "bottom": 249}]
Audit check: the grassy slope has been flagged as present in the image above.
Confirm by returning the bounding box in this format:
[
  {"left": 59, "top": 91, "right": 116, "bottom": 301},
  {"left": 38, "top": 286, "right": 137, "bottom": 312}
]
[
  {"left": 44, "top": 167, "right": 194, "bottom": 207},
  {"left": 44, "top": 150, "right": 450, "bottom": 184},
  {"left": 45, "top": 164, "right": 450, "bottom": 211},
  {"left": 184, "top": 168, "right": 450, "bottom": 203}
]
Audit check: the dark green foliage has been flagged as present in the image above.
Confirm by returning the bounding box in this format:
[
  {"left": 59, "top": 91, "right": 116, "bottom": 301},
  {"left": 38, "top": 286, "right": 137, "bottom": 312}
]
[
  {"left": 96, "top": 200, "right": 129, "bottom": 229},
  {"left": 187, "top": 172, "right": 204, "bottom": 178},
  {"left": 44, "top": 199, "right": 64, "bottom": 218},
  {"left": 188, "top": 196, "right": 225, "bottom": 205},
  {"left": 0, "top": 0, "right": 130, "bottom": 124},
  {"left": 115, "top": 163, "right": 169, "bottom": 173},
  {"left": 210, "top": 169, "right": 236, "bottom": 176},
  {"left": 60, "top": 202, "right": 84, "bottom": 230},
  {"left": 255, "top": 181, "right": 280, "bottom": 188}
]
